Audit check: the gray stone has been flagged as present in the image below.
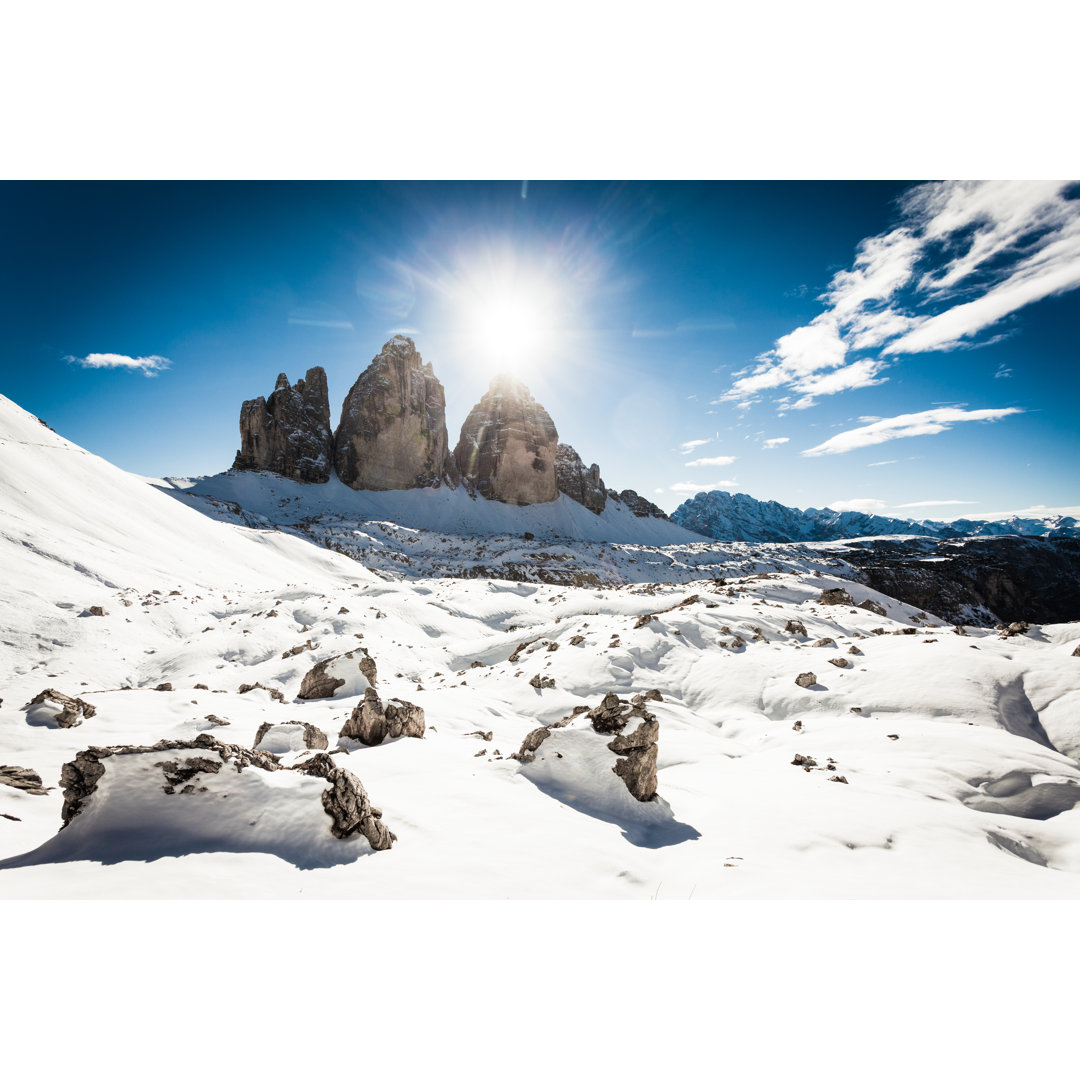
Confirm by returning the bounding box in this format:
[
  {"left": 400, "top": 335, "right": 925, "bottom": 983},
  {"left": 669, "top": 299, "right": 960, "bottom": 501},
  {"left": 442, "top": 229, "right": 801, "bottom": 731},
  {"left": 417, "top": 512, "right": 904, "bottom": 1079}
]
[
  {"left": 252, "top": 720, "right": 329, "bottom": 751},
  {"left": 554, "top": 443, "right": 606, "bottom": 514},
  {"left": 607, "top": 719, "right": 659, "bottom": 801},
  {"left": 0, "top": 765, "right": 48, "bottom": 795},
  {"left": 24, "top": 688, "right": 97, "bottom": 728},
  {"left": 819, "top": 588, "right": 856, "bottom": 606},
  {"left": 858, "top": 599, "right": 888, "bottom": 617},
  {"left": 785, "top": 620, "right": 808, "bottom": 636},
  {"left": 795, "top": 672, "right": 817, "bottom": 688}
]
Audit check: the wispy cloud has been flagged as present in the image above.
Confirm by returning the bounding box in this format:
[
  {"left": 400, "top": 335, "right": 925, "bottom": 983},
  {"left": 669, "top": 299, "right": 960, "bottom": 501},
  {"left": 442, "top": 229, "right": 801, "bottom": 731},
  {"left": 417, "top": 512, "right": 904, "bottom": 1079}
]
[
  {"left": 895, "top": 499, "right": 978, "bottom": 508},
  {"left": 633, "top": 317, "right": 735, "bottom": 339},
  {"left": 670, "top": 480, "right": 738, "bottom": 493},
  {"left": 720, "top": 181, "right": 1080, "bottom": 408},
  {"left": 802, "top": 406, "right": 1023, "bottom": 457},
  {"left": 866, "top": 460, "right": 897, "bottom": 467},
  {"left": 828, "top": 498, "right": 887, "bottom": 513},
  {"left": 66, "top": 352, "right": 172, "bottom": 377},
  {"left": 994, "top": 363, "right": 1013, "bottom": 379},
  {"left": 685, "top": 455, "right": 736, "bottom": 467},
  {"left": 288, "top": 303, "right": 355, "bottom": 330},
  {"left": 678, "top": 438, "right": 711, "bottom": 454},
  {"left": 762, "top": 437, "right": 790, "bottom": 449}
]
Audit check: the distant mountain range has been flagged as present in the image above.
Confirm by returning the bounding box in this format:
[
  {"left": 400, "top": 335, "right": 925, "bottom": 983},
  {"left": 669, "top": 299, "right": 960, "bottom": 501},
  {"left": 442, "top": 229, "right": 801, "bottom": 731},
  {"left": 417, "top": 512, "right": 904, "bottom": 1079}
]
[{"left": 670, "top": 490, "right": 1079, "bottom": 543}]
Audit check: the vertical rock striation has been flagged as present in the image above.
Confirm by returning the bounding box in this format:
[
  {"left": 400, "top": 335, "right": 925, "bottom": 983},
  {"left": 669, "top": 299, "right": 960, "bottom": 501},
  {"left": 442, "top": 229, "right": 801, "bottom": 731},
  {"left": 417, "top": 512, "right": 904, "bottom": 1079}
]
[
  {"left": 554, "top": 443, "right": 607, "bottom": 514},
  {"left": 454, "top": 375, "right": 560, "bottom": 505},
  {"left": 333, "top": 336, "right": 456, "bottom": 490},
  {"left": 233, "top": 367, "right": 333, "bottom": 483}
]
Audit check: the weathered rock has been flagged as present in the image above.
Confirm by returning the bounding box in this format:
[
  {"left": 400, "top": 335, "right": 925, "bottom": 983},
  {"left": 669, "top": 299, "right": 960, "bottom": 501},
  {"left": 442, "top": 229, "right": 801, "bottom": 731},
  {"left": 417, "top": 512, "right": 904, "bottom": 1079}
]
[
  {"left": 554, "top": 443, "right": 606, "bottom": 514},
  {"left": 1073, "top": 643, "right": 1080, "bottom": 657},
  {"left": 385, "top": 698, "right": 425, "bottom": 739},
  {"left": 812, "top": 637, "right": 835, "bottom": 648},
  {"left": 153, "top": 683, "right": 173, "bottom": 692},
  {"left": 795, "top": 672, "right": 818, "bottom": 688},
  {"left": 792, "top": 754, "right": 818, "bottom": 767},
  {"left": 529, "top": 673, "right": 556, "bottom": 689},
  {"left": 88, "top": 606, "right": 106, "bottom": 617},
  {"left": 608, "top": 489, "right": 671, "bottom": 520},
  {"left": 297, "top": 650, "right": 374, "bottom": 700},
  {"left": 858, "top": 599, "right": 888, "bottom": 617},
  {"left": 454, "top": 375, "right": 559, "bottom": 505},
  {"left": 512, "top": 725, "right": 552, "bottom": 762},
  {"left": 819, "top": 587, "right": 855, "bottom": 606},
  {"left": 339, "top": 688, "right": 424, "bottom": 745},
  {"left": 589, "top": 691, "right": 630, "bottom": 734},
  {"left": 233, "top": 367, "right": 333, "bottom": 483},
  {"left": 24, "top": 689, "right": 97, "bottom": 728},
  {"left": 643, "top": 689, "right": 664, "bottom": 702},
  {"left": 785, "top": 619, "right": 808, "bottom": 637},
  {"left": 999, "top": 620, "right": 1030, "bottom": 639},
  {"left": 252, "top": 720, "right": 329, "bottom": 752},
  {"left": 314, "top": 760, "right": 394, "bottom": 849},
  {"left": 828, "top": 657, "right": 851, "bottom": 669},
  {"left": 334, "top": 336, "right": 455, "bottom": 491},
  {"left": 0, "top": 765, "right": 48, "bottom": 795},
  {"left": 203, "top": 714, "right": 230, "bottom": 726},
  {"left": 608, "top": 719, "right": 659, "bottom": 801},
  {"left": 238, "top": 682, "right": 286, "bottom": 702}
]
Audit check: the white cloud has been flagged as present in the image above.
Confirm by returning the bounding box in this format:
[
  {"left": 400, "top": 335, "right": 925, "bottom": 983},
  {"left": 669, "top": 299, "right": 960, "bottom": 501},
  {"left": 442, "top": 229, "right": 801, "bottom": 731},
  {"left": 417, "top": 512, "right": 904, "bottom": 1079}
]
[
  {"left": 802, "top": 406, "right": 1023, "bottom": 457},
  {"left": 762, "top": 437, "right": 789, "bottom": 449},
  {"left": 678, "top": 438, "right": 711, "bottom": 454},
  {"left": 895, "top": 499, "right": 978, "bottom": 508},
  {"left": 827, "top": 499, "right": 888, "bottom": 513},
  {"left": 994, "top": 363, "right": 1013, "bottom": 378},
  {"left": 66, "top": 352, "right": 172, "bottom": 377},
  {"left": 866, "top": 460, "right": 897, "bottom": 467},
  {"left": 684, "top": 455, "right": 736, "bottom": 467},
  {"left": 720, "top": 180, "right": 1080, "bottom": 407},
  {"left": 670, "top": 480, "right": 738, "bottom": 493}
]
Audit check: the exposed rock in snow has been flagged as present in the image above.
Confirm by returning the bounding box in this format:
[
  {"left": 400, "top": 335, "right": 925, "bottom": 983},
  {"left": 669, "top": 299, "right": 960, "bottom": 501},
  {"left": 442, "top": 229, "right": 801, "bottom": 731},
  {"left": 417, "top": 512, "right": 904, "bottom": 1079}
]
[
  {"left": 554, "top": 443, "right": 606, "bottom": 514},
  {"left": 529, "top": 673, "right": 556, "bottom": 689},
  {"left": 334, "top": 336, "right": 456, "bottom": 491},
  {"left": 607, "top": 717, "right": 659, "bottom": 801},
  {"left": 0, "top": 766, "right": 48, "bottom": 795},
  {"left": 795, "top": 672, "right": 818, "bottom": 688},
  {"left": 297, "top": 651, "right": 374, "bottom": 700},
  {"left": 785, "top": 619, "right": 808, "bottom": 637},
  {"left": 233, "top": 367, "right": 333, "bottom": 484},
  {"left": 253, "top": 720, "right": 329, "bottom": 753},
  {"left": 858, "top": 599, "right": 888, "bottom": 617},
  {"left": 339, "top": 688, "right": 425, "bottom": 745},
  {"left": 454, "top": 375, "right": 559, "bottom": 505},
  {"left": 819, "top": 587, "right": 855, "bottom": 606},
  {"left": 23, "top": 689, "right": 97, "bottom": 729},
  {"left": 296, "top": 754, "right": 394, "bottom": 848},
  {"left": 608, "top": 489, "right": 670, "bottom": 520}
]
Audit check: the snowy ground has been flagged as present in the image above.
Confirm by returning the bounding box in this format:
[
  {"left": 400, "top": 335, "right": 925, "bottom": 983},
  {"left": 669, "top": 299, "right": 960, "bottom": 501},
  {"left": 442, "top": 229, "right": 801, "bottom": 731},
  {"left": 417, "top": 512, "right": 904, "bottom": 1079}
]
[{"left": 4, "top": 393, "right": 1080, "bottom": 899}]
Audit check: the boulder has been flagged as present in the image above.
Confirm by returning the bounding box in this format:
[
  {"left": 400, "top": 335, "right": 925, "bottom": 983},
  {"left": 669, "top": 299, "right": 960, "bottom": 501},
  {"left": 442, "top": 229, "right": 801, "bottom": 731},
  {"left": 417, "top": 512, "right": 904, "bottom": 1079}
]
[
  {"left": 252, "top": 720, "right": 329, "bottom": 753},
  {"left": 819, "top": 587, "right": 856, "bottom": 606},
  {"left": 233, "top": 367, "right": 333, "bottom": 483},
  {"left": 298, "top": 755, "right": 394, "bottom": 848},
  {"left": 297, "top": 651, "right": 374, "bottom": 700},
  {"left": 858, "top": 599, "right": 888, "bottom": 617},
  {"left": 454, "top": 375, "right": 559, "bottom": 505},
  {"left": 785, "top": 619, "right": 808, "bottom": 637},
  {"left": 608, "top": 718, "right": 659, "bottom": 801},
  {"left": 0, "top": 765, "right": 48, "bottom": 795},
  {"left": 23, "top": 688, "right": 97, "bottom": 728},
  {"left": 333, "top": 336, "right": 455, "bottom": 490},
  {"left": 554, "top": 443, "right": 606, "bottom": 514},
  {"left": 339, "top": 688, "right": 425, "bottom": 745},
  {"left": 795, "top": 672, "right": 818, "bottom": 688}
]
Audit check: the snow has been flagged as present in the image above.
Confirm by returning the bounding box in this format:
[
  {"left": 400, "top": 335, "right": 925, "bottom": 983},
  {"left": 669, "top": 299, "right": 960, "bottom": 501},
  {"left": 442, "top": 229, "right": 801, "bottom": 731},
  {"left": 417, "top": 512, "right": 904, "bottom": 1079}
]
[{"left": 4, "top": 390, "right": 1080, "bottom": 899}]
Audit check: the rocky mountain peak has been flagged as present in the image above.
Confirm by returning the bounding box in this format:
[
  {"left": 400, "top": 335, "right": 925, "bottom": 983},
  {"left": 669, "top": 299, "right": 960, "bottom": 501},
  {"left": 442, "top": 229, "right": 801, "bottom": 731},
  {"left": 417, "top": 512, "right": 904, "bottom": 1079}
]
[
  {"left": 232, "top": 366, "right": 332, "bottom": 484},
  {"left": 333, "top": 337, "right": 456, "bottom": 491},
  {"left": 555, "top": 443, "right": 606, "bottom": 514},
  {"left": 453, "top": 375, "right": 560, "bottom": 505}
]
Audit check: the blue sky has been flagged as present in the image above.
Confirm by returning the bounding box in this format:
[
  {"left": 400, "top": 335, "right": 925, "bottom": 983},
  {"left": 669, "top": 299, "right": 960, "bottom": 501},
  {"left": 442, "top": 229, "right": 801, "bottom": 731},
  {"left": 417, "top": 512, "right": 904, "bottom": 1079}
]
[{"left": 2, "top": 180, "right": 1077, "bottom": 519}]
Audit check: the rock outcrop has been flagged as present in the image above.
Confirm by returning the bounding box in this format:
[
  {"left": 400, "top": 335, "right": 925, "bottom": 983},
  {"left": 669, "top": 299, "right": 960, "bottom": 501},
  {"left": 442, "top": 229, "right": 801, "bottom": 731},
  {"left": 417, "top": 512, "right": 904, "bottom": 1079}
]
[
  {"left": 607, "top": 717, "right": 659, "bottom": 802},
  {"left": 554, "top": 443, "right": 606, "bottom": 514},
  {"left": 297, "top": 650, "right": 375, "bottom": 700},
  {"left": 233, "top": 367, "right": 333, "bottom": 483},
  {"left": 454, "top": 375, "right": 559, "bottom": 505},
  {"left": 23, "top": 689, "right": 97, "bottom": 729},
  {"left": 0, "top": 765, "right": 48, "bottom": 795},
  {"left": 609, "top": 489, "right": 670, "bottom": 520},
  {"left": 339, "top": 688, "right": 425, "bottom": 746},
  {"left": 333, "top": 336, "right": 455, "bottom": 491},
  {"left": 252, "top": 720, "right": 329, "bottom": 752}
]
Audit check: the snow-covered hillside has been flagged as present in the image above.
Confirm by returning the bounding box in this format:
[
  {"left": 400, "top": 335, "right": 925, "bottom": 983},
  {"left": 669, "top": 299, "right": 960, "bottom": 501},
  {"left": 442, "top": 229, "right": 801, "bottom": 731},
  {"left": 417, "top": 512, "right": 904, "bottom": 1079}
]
[{"left": 4, "top": 392, "right": 1080, "bottom": 899}]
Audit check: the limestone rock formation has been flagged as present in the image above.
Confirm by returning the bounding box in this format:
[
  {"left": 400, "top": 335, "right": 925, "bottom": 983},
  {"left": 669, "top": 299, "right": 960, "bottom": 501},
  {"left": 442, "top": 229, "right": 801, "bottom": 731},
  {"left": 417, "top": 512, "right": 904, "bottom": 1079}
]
[
  {"left": 333, "top": 336, "right": 455, "bottom": 490},
  {"left": 454, "top": 375, "right": 559, "bottom": 505},
  {"left": 609, "top": 489, "right": 670, "bottom": 520},
  {"left": 252, "top": 720, "right": 329, "bottom": 752},
  {"left": 554, "top": 443, "right": 606, "bottom": 514},
  {"left": 297, "top": 650, "right": 375, "bottom": 700},
  {"left": 819, "top": 587, "right": 856, "bottom": 606},
  {"left": 795, "top": 672, "right": 818, "bottom": 688},
  {"left": 23, "top": 689, "right": 97, "bottom": 729},
  {"left": 0, "top": 765, "right": 48, "bottom": 795},
  {"left": 339, "top": 688, "right": 425, "bottom": 746},
  {"left": 296, "top": 754, "right": 394, "bottom": 848},
  {"left": 607, "top": 718, "right": 659, "bottom": 802},
  {"left": 233, "top": 367, "right": 332, "bottom": 483}
]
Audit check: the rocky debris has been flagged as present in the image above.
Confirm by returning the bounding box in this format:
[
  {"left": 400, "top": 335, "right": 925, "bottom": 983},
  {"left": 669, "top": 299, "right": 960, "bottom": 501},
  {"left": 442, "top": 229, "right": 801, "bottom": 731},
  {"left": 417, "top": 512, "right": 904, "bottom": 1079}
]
[
  {"left": 203, "top": 714, "right": 230, "bottom": 726},
  {"left": 828, "top": 657, "right": 851, "bottom": 669},
  {"left": 792, "top": 754, "right": 818, "bottom": 769},
  {"left": 233, "top": 367, "right": 333, "bottom": 483},
  {"left": 785, "top": 620, "right": 808, "bottom": 637},
  {"left": 607, "top": 718, "right": 659, "bottom": 801},
  {"left": 512, "top": 726, "right": 552, "bottom": 762},
  {"left": 194, "top": 683, "right": 209, "bottom": 690},
  {"left": 1073, "top": 643, "right": 1080, "bottom": 657},
  {"left": 998, "top": 620, "right": 1030, "bottom": 639},
  {"left": 334, "top": 336, "right": 456, "bottom": 491},
  {"left": 829, "top": 775, "right": 849, "bottom": 784},
  {"left": 858, "top": 599, "right": 888, "bottom": 617},
  {"left": 294, "top": 755, "right": 395, "bottom": 849},
  {"left": 297, "top": 650, "right": 374, "bottom": 699},
  {"left": 847, "top": 645, "right": 863, "bottom": 655},
  {"left": 88, "top": 606, "right": 106, "bottom": 617},
  {"left": 554, "top": 443, "right": 606, "bottom": 514},
  {"left": 339, "top": 688, "right": 425, "bottom": 746},
  {"left": 812, "top": 638, "right": 835, "bottom": 648},
  {"left": 569, "top": 635, "right": 586, "bottom": 646},
  {"left": 24, "top": 688, "right": 97, "bottom": 728},
  {"left": 466, "top": 730, "right": 493, "bottom": 742},
  {"left": 634, "top": 613, "right": 653, "bottom": 628},
  {"left": 454, "top": 375, "right": 559, "bottom": 505},
  {"left": 253, "top": 720, "right": 329, "bottom": 752},
  {"left": 643, "top": 689, "right": 664, "bottom": 702},
  {"left": 529, "top": 674, "right": 556, "bottom": 689},
  {"left": 153, "top": 683, "right": 173, "bottom": 692},
  {"left": 238, "top": 682, "right": 286, "bottom": 703},
  {"left": 795, "top": 672, "right": 818, "bottom": 688},
  {"left": 588, "top": 691, "right": 655, "bottom": 735},
  {"left": 470, "top": 660, "right": 486, "bottom": 669},
  {"left": 819, "top": 587, "right": 855, "bottom": 606},
  {"left": 509, "top": 636, "right": 542, "bottom": 663},
  {"left": 893, "top": 628, "right": 918, "bottom": 636},
  {"left": 608, "top": 489, "right": 671, "bottom": 520},
  {"left": 0, "top": 765, "right": 48, "bottom": 795},
  {"left": 281, "top": 640, "right": 316, "bottom": 659}
]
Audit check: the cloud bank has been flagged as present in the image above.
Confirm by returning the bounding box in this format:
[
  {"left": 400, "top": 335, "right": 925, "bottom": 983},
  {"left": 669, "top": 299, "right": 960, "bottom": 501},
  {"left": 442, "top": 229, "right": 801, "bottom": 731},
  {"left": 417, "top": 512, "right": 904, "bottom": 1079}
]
[
  {"left": 720, "top": 181, "right": 1080, "bottom": 408},
  {"left": 66, "top": 353, "right": 172, "bottom": 377},
  {"left": 684, "top": 455, "right": 736, "bottom": 467}
]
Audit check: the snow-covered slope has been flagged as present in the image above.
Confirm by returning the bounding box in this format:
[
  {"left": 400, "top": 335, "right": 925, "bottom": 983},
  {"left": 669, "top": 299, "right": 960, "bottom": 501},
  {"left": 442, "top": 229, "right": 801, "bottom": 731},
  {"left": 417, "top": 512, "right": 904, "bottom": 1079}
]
[
  {"left": 4, "top": 393, "right": 1080, "bottom": 900},
  {"left": 672, "top": 489, "right": 1080, "bottom": 542}
]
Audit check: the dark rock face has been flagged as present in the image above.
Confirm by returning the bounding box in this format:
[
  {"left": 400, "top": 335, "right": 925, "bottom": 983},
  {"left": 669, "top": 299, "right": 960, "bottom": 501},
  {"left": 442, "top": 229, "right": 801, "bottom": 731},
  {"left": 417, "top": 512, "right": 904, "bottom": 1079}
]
[
  {"left": 554, "top": 444, "right": 606, "bottom": 514},
  {"left": 339, "top": 688, "right": 425, "bottom": 745},
  {"left": 818, "top": 587, "right": 855, "bottom": 606},
  {"left": 609, "top": 489, "right": 670, "bottom": 520},
  {"left": 233, "top": 367, "right": 332, "bottom": 483},
  {"left": 24, "top": 689, "right": 97, "bottom": 729},
  {"left": 608, "top": 718, "right": 659, "bottom": 802},
  {"left": 334, "top": 336, "right": 455, "bottom": 491},
  {"left": 454, "top": 376, "right": 559, "bottom": 505}
]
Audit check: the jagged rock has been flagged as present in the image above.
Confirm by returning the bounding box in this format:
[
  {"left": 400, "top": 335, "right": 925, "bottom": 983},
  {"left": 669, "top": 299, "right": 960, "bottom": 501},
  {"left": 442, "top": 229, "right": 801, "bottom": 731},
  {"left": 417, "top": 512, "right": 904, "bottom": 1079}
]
[
  {"left": 281, "top": 640, "right": 316, "bottom": 659},
  {"left": 569, "top": 635, "right": 585, "bottom": 646},
  {"left": 589, "top": 691, "right": 630, "bottom": 734},
  {"left": 634, "top": 614, "right": 653, "bottom": 629},
  {"left": 334, "top": 336, "right": 455, "bottom": 491},
  {"left": 848, "top": 645, "right": 863, "bottom": 655},
  {"left": 858, "top": 599, "right": 888, "bottom": 617},
  {"left": 608, "top": 489, "right": 670, "bottom": 520},
  {"left": 233, "top": 367, "right": 333, "bottom": 483},
  {"left": 812, "top": 638, "right": 835, "bottom": 648},
  {"left": 0, "top": 766, "right": 48, "bottom": 795},
  {"left": 253, "top": 720, "right": 329, "bottom": 752},
  {"left": 305, "top": 757, "right": 394, "bottom": 848},
  {"left": 999, "top": 621, "right": 1030, "bottom": 639},
  {"left": 358, "top": 656, "right": 378, "bottom": 686},
  {"left": 454, "top": 375, "right": 559, "bottom": 504},
  {"left": 88, "top": 606, "right": 106, "bottom": 617},
  {"left": 792, "top": 754, "right": 818, "bottom": 768},
  {"left": 529, "top": 673, "right": 555, "bottom": 689},
  {"left": 607, "top": 719, "right": 659, "bottom": 801},
  {"left": 795, "top": 672, "right": 818, "bottom": 688},
  {"left": 512, "top": 726, "right": 552, "bottom": 762},
  {"left": 339, "top": 688, "right": 424, "bottom": 745},
  {"left": 203, "top": 714, "right": 230, "bottom": 726},
  {"left": 819, "top": 587, "right": 855, "bottom": 606},
  {"left": 238, "top": 682, "right": 286, "bottom": 702},
  {"left": 24, "top": 689, "right": 97, "bottom": 728},
  {"left": 297, "top": 650, "right": 374, "bottom": 699},
  {"left": 828, "top": 657, "right": 851, "bottom": 669},
  {"left": 785, "top": 619, "right": 808, "bottom": 636},
  {"left": 194, "top": 683, "right": 209, "bottom": 690},
  {"left": 554, "top": 443, "right": 606, "bottom": 514}
]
